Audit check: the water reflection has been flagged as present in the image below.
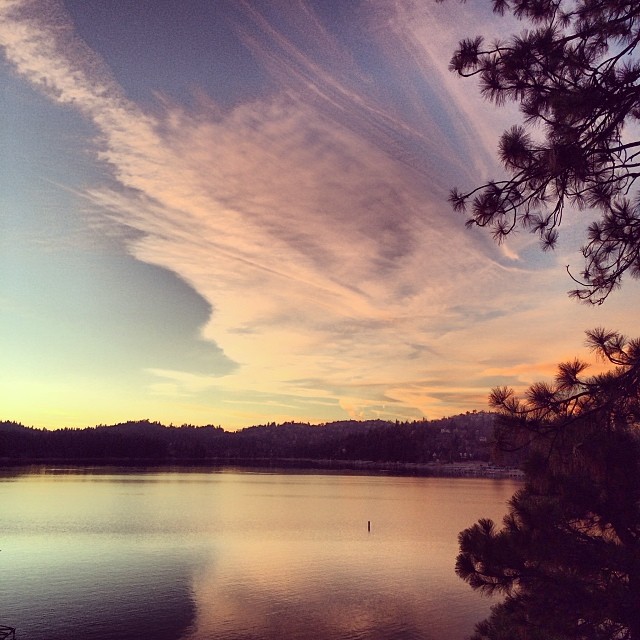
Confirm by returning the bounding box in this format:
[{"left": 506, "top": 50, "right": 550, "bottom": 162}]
[
  {"left": 0, "top": 469, "right": 520, "bottom": 640},
  {"left": 0, "top": 543, "right": 198, "bottom": 640},
  {"left": 185, "top": 538, "right": 456, "bottom": 640}
]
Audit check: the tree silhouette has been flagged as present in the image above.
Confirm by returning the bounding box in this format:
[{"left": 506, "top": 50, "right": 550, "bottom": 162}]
[
  {"left": 447, "top": 0, "right": 640, "bottom": 303},
  {"left": 456, "top": 329, "right": 640, "bottom": 639}
]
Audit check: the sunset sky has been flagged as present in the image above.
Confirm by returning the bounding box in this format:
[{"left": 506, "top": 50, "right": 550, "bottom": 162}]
[{"left": 1, "top": 0, "right": 638, "bottom": 430}]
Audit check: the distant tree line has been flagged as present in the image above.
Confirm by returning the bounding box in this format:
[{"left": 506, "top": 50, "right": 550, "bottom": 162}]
[{"left": 0, "top": 412, "right": 494, "bottom": 466}]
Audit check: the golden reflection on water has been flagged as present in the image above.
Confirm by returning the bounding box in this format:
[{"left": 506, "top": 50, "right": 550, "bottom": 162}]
[
  {"left": 0, "top": 469, "right": 520, "bottom": 640},
  {"left": 180, "top": 473, "right": 519, "bottom": 640}
]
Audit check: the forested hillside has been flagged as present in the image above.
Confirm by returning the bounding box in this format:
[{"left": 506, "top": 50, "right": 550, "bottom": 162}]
[{"left": 0, "top": 412, "right": 494, "bottom": 466}]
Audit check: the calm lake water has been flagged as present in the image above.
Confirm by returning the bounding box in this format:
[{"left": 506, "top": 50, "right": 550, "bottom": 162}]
[{"left": 0, "top": 468, "right": 520, "bottom": 640}]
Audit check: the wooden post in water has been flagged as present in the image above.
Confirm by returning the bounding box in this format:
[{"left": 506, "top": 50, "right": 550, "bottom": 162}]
[{"left": 367, "top": 520, "right": 371, "bottom": 532}]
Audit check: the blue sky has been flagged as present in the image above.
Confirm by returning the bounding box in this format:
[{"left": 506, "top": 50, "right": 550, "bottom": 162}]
[{"left": 1, "top": 0, "right": 638, "bottom": 429}]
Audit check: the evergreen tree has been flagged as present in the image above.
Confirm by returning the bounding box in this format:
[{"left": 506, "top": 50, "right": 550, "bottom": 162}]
[
  {"left": 456, "top": 329, "right": 640, "bottom": 639},
  {"left": 447, "top": 0, "right": 640, "bottom": 303}
]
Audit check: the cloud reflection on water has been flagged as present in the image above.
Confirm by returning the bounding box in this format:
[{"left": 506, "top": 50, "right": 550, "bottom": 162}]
[
  {"left": 0, "top": 470, "right": 519, "bottom": 640},
  {"left": 0, "top": 543, "right": 198, "bottom": 640}
]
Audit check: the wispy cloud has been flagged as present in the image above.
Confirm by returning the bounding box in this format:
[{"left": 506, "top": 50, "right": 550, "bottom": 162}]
[{"left": 1, "top": 0, "right": 627, "bottom": 426}]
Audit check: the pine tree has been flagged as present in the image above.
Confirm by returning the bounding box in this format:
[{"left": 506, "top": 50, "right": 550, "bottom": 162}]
[
  {"left": 447, "top": 0, "right": 640, "bottom": 304},
  {"left": 456, "top": 329, "right": 640, "bottom": 639}
]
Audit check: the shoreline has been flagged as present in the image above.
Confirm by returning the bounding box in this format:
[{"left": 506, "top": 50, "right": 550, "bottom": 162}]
[{"left": 0, "top": 458, "right": 524, "bottom": 479}]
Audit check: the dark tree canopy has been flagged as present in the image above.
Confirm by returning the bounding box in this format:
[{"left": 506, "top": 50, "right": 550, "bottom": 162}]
[
  {"left": 456, "top": 329, "right": 640, "bottom": 639},
  {"left": 448, "top": 0, "right": 640, "bottom": 303}
]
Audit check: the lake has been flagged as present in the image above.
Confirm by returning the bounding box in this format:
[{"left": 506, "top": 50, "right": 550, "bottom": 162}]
[{"left": 0, "top": 468, "right": 520, "bottom": 640}]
